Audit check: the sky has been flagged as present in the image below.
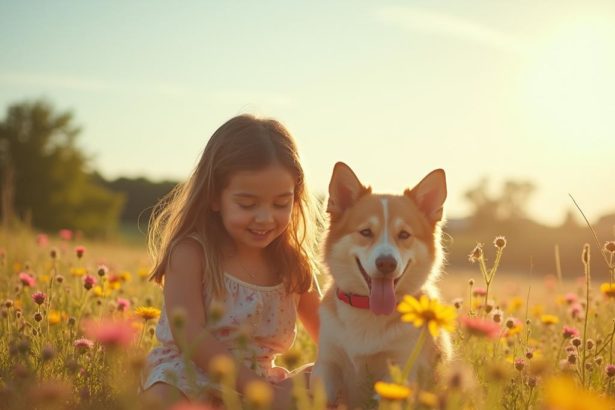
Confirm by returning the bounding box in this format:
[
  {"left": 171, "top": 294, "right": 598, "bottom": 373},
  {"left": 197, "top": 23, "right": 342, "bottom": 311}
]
[{"left": 1, "top": 1, "right": 614, "bottom": 226}]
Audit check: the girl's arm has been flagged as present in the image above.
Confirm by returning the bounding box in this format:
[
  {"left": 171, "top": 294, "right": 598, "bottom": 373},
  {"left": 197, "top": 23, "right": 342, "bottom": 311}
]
[
  {"left": 163, "top": 238, "right": 261, "bottom": 392},
  {"left": 297, "top": 276, "right": 322, "bottom": 342}
]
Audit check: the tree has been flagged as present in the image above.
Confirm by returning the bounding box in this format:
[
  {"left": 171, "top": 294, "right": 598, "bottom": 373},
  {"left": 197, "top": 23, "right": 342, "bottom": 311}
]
[
  {"left": 0, "top": 100, "right": 124, "bottom": 236},
  {"left": 464, "top": 177, "right": 536, "bottom": 228}
]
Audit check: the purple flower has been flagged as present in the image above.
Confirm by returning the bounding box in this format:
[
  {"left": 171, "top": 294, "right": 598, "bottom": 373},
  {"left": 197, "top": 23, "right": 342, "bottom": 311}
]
[{"left": 31, "top": 291, "right": 46, "bottom": 305}]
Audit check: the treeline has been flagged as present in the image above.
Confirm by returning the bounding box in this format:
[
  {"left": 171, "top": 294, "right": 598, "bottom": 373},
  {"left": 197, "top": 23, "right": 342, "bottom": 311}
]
[{"left": 1, "top": 99, "right": 613, "bottom": 276}]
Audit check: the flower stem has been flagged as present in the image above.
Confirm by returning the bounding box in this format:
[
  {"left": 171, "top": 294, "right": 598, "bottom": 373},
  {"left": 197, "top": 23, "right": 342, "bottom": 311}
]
[{"left": 401, "top": 327, "right": 427, "bottom": 381}]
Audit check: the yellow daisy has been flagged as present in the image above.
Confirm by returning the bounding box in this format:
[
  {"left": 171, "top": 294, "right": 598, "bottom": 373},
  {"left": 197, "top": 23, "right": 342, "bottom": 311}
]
[
  {"left": 134, "top": 306, "right": 161, "bottom": 321},
  {"left": 600, "top": 282, "right": 615, "bottom": 298},
  {"left": 540, "top": 314, "right": 559, "bottom": 326},
  {"left": 374, "top": 381, "right": 412, "bottom": 401},
  {"left": 397, "top": 295, "right": 457, "bottom": 338}
]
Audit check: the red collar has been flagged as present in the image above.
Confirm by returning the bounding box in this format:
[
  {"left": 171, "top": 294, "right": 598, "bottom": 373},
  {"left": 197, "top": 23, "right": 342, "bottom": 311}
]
[
  {"left": 336, "top": 288, "right": 370, "bottom": 309},
  {"left": 336, "top": 288, "right": 423, "bottom": 310}
]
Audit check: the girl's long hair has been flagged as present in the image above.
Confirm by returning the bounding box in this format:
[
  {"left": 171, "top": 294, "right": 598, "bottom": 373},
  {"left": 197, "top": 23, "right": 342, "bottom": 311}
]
[{"left": 147, "top": 114, "right": 323, "bottom": 297}]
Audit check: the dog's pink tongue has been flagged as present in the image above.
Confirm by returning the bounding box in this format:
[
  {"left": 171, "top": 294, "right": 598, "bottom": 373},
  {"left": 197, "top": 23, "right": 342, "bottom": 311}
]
[{"left": 370, "top": 277, "right": 396, "bottom": 315}]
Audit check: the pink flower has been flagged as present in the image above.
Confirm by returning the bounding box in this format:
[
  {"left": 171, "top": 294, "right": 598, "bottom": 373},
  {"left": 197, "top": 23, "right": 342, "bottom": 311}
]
[
  {"left": 75, "top": 246, "right": 86, "bottom": 259},
  {"left": 19, "top": 272, "right": 36, "bottom": 287},
  {"left": 564, "top": 292, "right": 578, "bottom": 305},
  {"left": 31, "top": 291, "right": 46, "bottom": 305},
  {"left": 460, "top": 316, "right": 501, "bottom": 339},
  {"left": 83, "top": 275, "right": 97, "bottom": 290},
  {"left": 82, "top": 318, "right": 138, "bottom": 348},
  {"left": 73, "top": 338, "right": 94, "bottom": 351},
  {"left": 562, "top": 325, "right": 579, "bottom": 339},
  {"left": 569, "top": 303, "right": 584, "bottom": 320},
  {"left": 116, "top": 298, "right": 131, "bottom": 312},
  {"left": 58, "top": 229, "right": 73, "bottom": 241},
  {"left": 36, "top": 234, "right": 49, "bottom": 247},
  {"left": 472, "top": 287, "right": 487, "bottom": 297}
]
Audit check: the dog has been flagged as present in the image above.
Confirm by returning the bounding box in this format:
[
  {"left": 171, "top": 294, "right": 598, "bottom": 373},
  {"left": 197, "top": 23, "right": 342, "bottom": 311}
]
[{"left": 311, "top": 162, "right": 452, "bottom": 408}]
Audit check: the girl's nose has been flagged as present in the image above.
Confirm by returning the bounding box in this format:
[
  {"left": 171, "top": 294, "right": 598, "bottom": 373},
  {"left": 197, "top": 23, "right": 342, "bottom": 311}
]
[{"left": 254, "top": 207, "right": 274, "bottom": 223}]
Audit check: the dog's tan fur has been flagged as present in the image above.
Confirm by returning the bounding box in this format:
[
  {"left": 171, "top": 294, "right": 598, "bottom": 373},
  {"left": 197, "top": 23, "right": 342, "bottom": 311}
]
[{"left": 311, "top": 162, "right": 452, "bottom": 408}]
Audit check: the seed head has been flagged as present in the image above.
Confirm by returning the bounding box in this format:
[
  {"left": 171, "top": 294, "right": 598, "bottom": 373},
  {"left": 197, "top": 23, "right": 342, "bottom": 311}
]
[
  {"left": 34, "top": 312, "right": 43, "bottom": 322},
  {"left": 571, "top": 337, "right": 582, "bottom": 347},
  {"left": 604, "top": 241, "right": 615, "bottom": 254},
  {"left": 493, "top": 236, "right": 507, "bottom": 249},
  {"left": 55, "top": 275, "right": 64, "bottom": 284},
  {"left": 50, "top": 248, "right": 58, "bottom": 259},
  {"left": 97, "top": 265, "right": 108, "bottom": 277},
  {"left": 468, "top": 243, "right": 483, "bottom": 263},
  {"left": 582, "top": 243, "right": 590, "bottom": 265},
  {"left": 567, "top": 353, "right": 577, "bottom": 365},
  {"left": 586, "top": 339, "right": 594, "bottom": 350},
  {"left": 526, "top": 376, "right": 537, "bottom": 388},
  {"left": 606, "top": 364, "right": 615, "bottom": 378},
  {"left": 514, "top": 358, "right": 525, "bottom": 371}
]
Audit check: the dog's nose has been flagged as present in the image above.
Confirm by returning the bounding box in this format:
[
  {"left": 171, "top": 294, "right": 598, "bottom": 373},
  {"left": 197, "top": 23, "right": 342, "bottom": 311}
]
[{"left": 376, "top": 255, "right": 397, "bottom": 274}]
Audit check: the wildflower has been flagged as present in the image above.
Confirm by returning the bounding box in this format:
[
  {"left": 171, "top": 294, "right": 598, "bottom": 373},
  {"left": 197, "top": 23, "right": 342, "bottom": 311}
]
[
  {"left": 19, "top": 272, "right": 36, "bottom": 287},
  {"left": 492, "top": 309, "right": 503, "bottom": 323},
  {"left": 397, "top": 295, "right": 457, "bottom": 338},
  {"left": 493, "top": 236, "right": 507, "bottom": 249},
  {"left": 545, "top": 376, "right": 615, "bottom": 410},
  {"left": 604, "top": 241, "right": 615, "bottom": 254},
  {"left": 586, "top": 339, "right": 594, "bottom": 350},
  {"left": 82, "top": 318, "right": 138, "bottom": 348},
  {"left": 34, "top": 312, "right": 43, "bottom": 322},
  {"left": 540, "top": 314, "right": 559, "bottom": 326},
  {"left": 606, "top": 364, "right": 615, "bottom": 378},
  {"left": 527, "top": 376, "right": 537, "bottom": 388},
  {"left": 4, "top": 299, "right": 13, "bottom": 309},
  {"left": 563, "top": 292, "right": 578, "bottom": 305},
  {"left": 97, "top": 265, "right": 108, "bottom": 277},
  {"left": 36, "top": 234, "right": 49, "bottom": 247},
  {"left": 600, "top": 283, "right": 615, "bottom": 298},
  {"left": 83, "top": 275, "right": 96, "bottom": 291},
  {"left": 244, "top": 379, "right": 273, "bottom": 409},
  {"left": 70, "top": 267, "right": 87, "bottom": 277},
  {"left": 506, "top": 296, "right": 523, "bottom": 313},
  {"left": 58, "top": 229, "right": 73, "bottom": 241},
  {"left": 134, "top": 306, "right": 161, "bottom": 321},
  {"left": 418, "top": 391, "right": 439, "bottom": 408},
  {"left": 31, "top": 291, "right": 46, "bottom": 305},
  {"left": 562, "top": 326, "right": 579, "bottom": 339},
  {"left": 472, "top": 287, "right": 487, "bottom": 297},
  {"left": 73, "top": 338, "right": 94, "bottom": 352},
  {"left": 117, "top": 298, "right": 131, "bottom": 312},
  {"left": 50, "top": 248, "right": 58, "bottom": 259},
  {"left": 374, "top": 381, "right": 412, "bottom": 400},
  {"left": 468, "top": 243, "right": 483, "bottom": 263},
  {"left": 93, "top": 286, "right": 111, "bottom": 298},
  {"left": 48, "top": 311, "right": 62, "bottom": 325},
  {"left": 460, "top": 316, "right": 501, "bottom": 339},
  {"left": 571, "top": 337, "right": 582, "bottom": 347},
  {"left": 55, "top": 275, "right": 64, "bottom": 284},
  {"left": 41, "top": 345, "right": 55, "bottom": 361},
  {"left": 569, "top": 302, "right": 584, "bottom": 319},
  {"left": 514, "top": 358, "right": 525, "bottom": 371},
  {"left": 452, "top": 297, "right": 463, "bottom": 309},
  {"left": 74, "top": 246, "right": 85, "bottom": 259},
  {"left": 137, "top": 267, "right": 150, "bottom": 279},
  {"left": 209, "top": 354, "right": 235, "bottom": 382}
]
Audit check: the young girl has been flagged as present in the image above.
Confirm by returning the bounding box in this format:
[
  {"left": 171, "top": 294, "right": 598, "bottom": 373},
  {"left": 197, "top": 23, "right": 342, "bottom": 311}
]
[{"left": 141, "top": 114, "right": 322, "bottom": 408}]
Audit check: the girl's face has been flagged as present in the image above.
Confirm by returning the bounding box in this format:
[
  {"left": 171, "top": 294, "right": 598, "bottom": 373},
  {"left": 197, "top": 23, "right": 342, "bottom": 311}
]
[{"left": 214, "top": 164, "right": 296, "bottom": 254}]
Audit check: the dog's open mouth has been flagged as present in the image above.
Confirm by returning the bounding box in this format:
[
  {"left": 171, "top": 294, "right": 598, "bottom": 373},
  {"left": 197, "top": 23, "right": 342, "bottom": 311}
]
[{"left": 354, "top": 257, "right": 408, "bottom": 290}]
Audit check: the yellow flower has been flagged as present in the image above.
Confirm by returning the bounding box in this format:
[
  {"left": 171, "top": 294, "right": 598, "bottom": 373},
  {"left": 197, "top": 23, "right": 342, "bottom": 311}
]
[
  {"left": 70, "top": 267, "right": 87, "bottom": 277},
  {"left": 119, "top": 271, "right": 132, "bottom": 282},
  {"left": 244, "top": 379, "right": 273, "bottom": 409},
  {"left": 600, "top": 282, "right": 615, "bottom": 298},
  {"left": 530, "top": 304, "right": 544, "bottom": 317},
  {"left": 134, "top": 306, "right": 161, "bottom": 321},
  {"left": 418, "top": 391, "right": 439, "bottom": 408},
  {"left": 93, "top": 285, "right": 111, "bottom": 298},
  {"left": 137, "top": 267, "right": 150, "bottom": 279},
  {"left": 540, "top": 314, "right": 559, "bottom": 326},
  {"left": 209, "top": 354, "right": 236, "bottom": 382},
  {"left": 48, "top": 310, "right": 62, "bottom": 325},
  {"left": 374, "top": 381, "right": 412, "bottom": 400},
  {"left": 397, "top": 295, "right": 457, "bottom": 338},
  {"left": 506, "top": 296, "right": 523, "bottom": 313},
  {"left": 544, "top": 376, "right": 615, "bottom": 410},
  {"left": 39, "top": 274, "right": 50, "bottom": 284}
]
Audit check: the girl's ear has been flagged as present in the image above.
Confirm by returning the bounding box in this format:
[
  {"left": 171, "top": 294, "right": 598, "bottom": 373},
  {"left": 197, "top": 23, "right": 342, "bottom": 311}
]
[
  {"left": 327, "top": 162, "right": 369, "bottom": 218},
  {"left": 405, "top": 169, "right": 447, "bottom": 223}
]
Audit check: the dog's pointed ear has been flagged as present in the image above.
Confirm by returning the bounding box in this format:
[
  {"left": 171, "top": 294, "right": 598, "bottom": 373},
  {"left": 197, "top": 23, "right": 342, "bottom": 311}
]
[
  {"left": 406, "top": 169, "right": 447, "bottom": 223},
  {"left": 327, "top": 162, "right": 369, "bottom": 217}
]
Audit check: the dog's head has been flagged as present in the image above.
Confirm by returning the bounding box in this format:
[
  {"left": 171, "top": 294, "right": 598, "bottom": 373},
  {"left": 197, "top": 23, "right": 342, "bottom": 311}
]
[{"left": 324, "top": 162, "right": 447, "bottom": 315}]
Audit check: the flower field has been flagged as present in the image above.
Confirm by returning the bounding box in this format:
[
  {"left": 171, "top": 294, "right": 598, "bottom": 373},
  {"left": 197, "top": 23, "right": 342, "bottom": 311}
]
[{"left": 1, "top": 227, "right": 614, "bottom": 409}]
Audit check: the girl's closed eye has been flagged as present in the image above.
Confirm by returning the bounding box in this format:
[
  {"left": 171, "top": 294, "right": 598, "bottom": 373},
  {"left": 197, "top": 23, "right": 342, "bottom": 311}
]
[
  {"left": 237, "top": 202, "right": 256, "bottom": 209},
  {"left": 274, "top": 201, "right": 292, "bottom": 209}
]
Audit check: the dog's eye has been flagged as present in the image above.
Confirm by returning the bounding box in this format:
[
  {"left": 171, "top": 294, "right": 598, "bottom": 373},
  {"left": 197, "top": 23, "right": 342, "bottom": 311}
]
[
  {"left": 359, "top": 229, "right": 373, "bottom": 237},
  {"left": 398, "top": 230, "right": 412, "bottom": 240}
]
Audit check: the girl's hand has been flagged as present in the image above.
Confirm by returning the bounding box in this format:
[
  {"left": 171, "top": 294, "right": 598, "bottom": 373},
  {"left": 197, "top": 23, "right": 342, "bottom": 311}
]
[{"left": 271, "top": 378, "right": 293, "bottom": 410}]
